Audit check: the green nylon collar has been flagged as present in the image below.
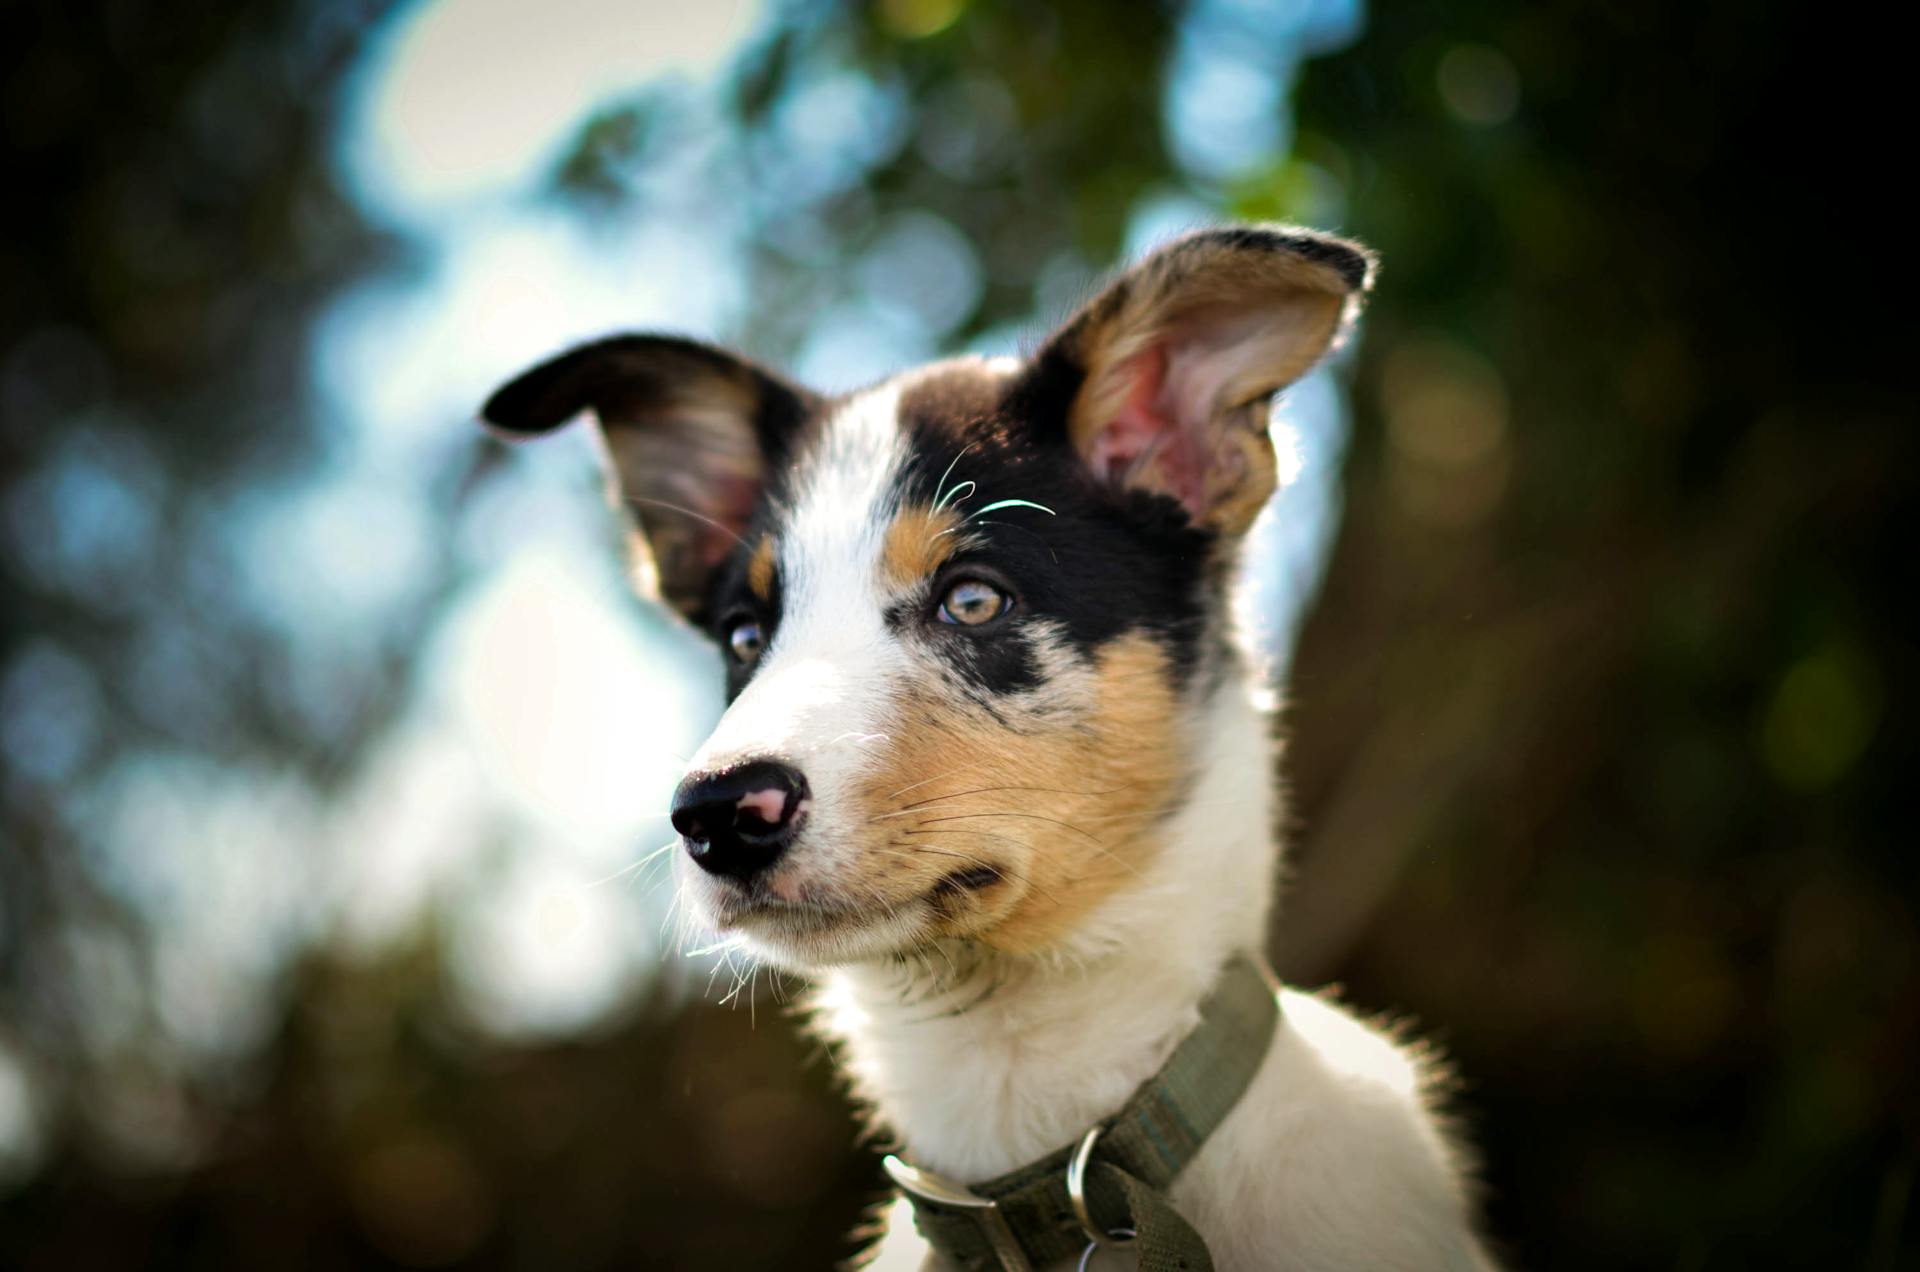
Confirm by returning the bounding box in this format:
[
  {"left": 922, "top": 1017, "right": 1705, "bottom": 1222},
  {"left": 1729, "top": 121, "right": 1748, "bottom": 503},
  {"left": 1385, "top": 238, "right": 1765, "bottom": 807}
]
[{"left": 882, "top": 954, "right": 1281, "bottom": 1271}]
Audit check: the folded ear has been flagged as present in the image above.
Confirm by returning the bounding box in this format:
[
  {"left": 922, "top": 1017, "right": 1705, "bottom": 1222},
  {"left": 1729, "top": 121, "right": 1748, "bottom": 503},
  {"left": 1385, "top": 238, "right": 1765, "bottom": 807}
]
[
  {"left": 481, "top": 334, "right": 819, "bottom": 620},
  {"left": 1031, "top": 225, "right": 1374, "bottom": 537}
]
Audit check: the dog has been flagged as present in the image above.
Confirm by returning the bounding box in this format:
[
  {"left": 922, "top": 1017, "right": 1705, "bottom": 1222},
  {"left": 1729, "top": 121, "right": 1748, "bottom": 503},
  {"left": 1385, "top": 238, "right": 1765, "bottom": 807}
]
[{"left": 482, "top": 224, "right": 1497, "bottom": 1269}]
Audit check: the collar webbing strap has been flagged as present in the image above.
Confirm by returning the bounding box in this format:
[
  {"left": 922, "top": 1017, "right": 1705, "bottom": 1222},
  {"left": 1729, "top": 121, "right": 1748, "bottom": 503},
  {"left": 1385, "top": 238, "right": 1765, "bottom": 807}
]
[{"left": 884, "top": 955, "right": 1280, "bottom": 1271}]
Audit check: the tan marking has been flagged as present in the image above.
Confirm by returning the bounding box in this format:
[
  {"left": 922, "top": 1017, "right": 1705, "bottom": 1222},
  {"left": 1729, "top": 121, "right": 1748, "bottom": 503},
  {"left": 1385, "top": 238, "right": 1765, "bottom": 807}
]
[
  {"left": 747, "top": 535, "right": 776, "bottom": 600},
  {"left": 846, "top": 632, "right": 1185, "bottom": 953},
  {"left": 880, "top": 503, "right": 964, "bottom": 592}
]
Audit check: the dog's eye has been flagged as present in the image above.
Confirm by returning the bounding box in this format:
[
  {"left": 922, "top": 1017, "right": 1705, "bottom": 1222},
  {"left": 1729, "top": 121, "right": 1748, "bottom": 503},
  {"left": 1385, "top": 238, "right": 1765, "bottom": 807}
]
[
  {"left": 937, "top": 579, "right": 1010, "bottom": 627},
  {"left": 726, "top": 619, "right": 765, "bottom": 665}
]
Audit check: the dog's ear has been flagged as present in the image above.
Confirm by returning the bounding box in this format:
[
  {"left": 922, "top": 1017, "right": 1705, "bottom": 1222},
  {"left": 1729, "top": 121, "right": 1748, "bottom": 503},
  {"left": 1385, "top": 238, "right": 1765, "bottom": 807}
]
[
  {"left": 1026, "top": 225, "right": 1374, "bottom": 537},
  {"left": 482, "top": 334, "right": 818, "bottom": 620}
]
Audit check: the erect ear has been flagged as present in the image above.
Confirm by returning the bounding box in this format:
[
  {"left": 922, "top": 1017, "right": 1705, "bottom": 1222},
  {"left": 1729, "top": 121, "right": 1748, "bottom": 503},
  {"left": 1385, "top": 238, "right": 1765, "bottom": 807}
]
[
  {"left": 481, "top": 334, "right": 819, "bottom": 620},
  {"left": 1030, "top": 225, "right": 1374, "bottom": 536}
]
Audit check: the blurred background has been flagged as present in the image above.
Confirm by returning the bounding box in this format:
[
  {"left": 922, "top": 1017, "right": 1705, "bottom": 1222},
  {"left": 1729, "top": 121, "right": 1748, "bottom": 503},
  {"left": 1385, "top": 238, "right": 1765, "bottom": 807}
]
[{"left": 1, "top": 0, "right": 1912, "bottom": 1267}]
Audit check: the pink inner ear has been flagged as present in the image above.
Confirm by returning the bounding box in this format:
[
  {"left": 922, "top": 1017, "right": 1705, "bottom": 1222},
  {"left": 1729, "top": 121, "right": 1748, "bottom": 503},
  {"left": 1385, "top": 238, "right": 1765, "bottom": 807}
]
[{"left": 1085, "top": 344, "right": 1213, "bottom": 517}]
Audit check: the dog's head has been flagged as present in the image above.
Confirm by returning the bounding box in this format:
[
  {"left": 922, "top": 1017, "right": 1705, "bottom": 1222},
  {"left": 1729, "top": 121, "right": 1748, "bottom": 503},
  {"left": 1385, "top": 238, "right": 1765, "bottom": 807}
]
[{"left": 483, "top": 226, "right": 1371, "bottom": 967}]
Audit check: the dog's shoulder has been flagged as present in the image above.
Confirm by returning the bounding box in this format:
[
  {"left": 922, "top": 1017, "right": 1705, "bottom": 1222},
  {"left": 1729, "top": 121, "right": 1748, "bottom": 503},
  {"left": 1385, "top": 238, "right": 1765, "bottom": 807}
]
[{"left": 1175, "top": 988, "right": 1497, "bottom": 1268}]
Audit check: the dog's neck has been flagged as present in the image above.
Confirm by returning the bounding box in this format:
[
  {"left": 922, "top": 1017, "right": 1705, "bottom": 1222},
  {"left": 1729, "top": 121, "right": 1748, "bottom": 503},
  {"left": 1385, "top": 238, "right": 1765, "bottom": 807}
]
[{"left": 810, "top": 675, "right": 1278, "bottom": 1183}]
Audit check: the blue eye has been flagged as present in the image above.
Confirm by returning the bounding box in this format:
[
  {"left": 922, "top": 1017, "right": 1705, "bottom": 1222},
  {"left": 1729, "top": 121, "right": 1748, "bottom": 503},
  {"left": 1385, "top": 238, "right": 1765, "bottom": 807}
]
[
  {"left": 938, "top": 579, "right": 1010, "bottom": 626},
  {"left": 727, "top": 620, "right": 765, "bottom": 664}
]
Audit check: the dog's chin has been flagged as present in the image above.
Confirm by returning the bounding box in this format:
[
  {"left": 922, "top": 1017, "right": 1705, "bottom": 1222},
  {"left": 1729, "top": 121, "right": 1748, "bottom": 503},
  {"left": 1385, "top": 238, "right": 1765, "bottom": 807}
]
[
  {"left": 688, "top": 874, "right": 1013, "bottom": 970},
  {"left": 718, "top": 900, "right": 930, "bottom": 969}
]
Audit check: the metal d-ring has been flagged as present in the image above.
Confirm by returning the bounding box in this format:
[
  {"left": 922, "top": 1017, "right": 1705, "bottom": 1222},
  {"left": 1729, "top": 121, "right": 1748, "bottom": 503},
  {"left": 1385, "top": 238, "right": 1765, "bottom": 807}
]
[{"left": 1064, "top": 1126, "right": 1137, "bottom": 1250}]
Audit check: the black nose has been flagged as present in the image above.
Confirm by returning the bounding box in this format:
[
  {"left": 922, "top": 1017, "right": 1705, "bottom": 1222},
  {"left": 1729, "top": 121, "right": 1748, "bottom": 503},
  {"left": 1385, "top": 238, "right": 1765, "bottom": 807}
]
[{"left": 670, "top": 760, "right": 810, "bottom": 881}]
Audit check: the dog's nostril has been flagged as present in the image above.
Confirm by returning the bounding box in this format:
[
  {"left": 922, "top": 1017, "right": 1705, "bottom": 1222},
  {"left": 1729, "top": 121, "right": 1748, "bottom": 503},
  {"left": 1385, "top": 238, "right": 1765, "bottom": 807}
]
[
  {"left": 670, "top": 759, "right": 810, "bottom": 880},
  {"left": 668, "top": 793, "right": 727, "bottom": 844}
]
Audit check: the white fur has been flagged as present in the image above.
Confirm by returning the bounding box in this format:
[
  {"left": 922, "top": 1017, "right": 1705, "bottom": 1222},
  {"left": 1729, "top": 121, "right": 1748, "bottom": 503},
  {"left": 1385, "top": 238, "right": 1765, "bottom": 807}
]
[{"left": 677, "top": 384, "right": 926, "bottom": 956}]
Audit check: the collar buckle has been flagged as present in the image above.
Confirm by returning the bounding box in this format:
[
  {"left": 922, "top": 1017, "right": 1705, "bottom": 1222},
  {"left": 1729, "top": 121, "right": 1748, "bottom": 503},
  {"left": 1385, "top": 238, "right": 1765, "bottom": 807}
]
[{"left": 883, "top": 1153, "right": 1035, "bottom": 1272}]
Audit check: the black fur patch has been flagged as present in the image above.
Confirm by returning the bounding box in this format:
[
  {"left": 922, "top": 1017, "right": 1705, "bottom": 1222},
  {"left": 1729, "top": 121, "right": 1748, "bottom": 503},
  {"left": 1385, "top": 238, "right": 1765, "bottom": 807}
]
[
  {"left": 481, "top": 333, "right": 816, "bottom": 467},
  {"left": 888, "top": 587, "right": 1049, "bottom": 698},
  {"left": 893, "top": 365, "right": 1215, "bottom": 692}
]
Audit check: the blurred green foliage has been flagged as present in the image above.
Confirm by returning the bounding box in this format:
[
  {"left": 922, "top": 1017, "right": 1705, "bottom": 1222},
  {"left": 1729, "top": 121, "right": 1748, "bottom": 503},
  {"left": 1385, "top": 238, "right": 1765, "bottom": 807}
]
[
  {"left": 1282, "top": 3, "right": 1915, "bottom": 1265},
  {"left": 1, "top": 0, "right": 1912, "bottom": 1268}
]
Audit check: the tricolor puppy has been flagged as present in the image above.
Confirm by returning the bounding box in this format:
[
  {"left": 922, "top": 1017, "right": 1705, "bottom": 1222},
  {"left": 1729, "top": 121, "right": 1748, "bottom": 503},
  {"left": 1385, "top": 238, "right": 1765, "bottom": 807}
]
[{"left": 483, "top": 226, "right": 1497, "bottom": 1270}]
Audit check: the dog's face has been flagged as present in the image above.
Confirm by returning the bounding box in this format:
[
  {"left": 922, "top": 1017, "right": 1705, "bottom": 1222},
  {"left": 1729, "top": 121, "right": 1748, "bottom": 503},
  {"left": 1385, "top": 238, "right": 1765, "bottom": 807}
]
[{"left": 484, "top": 226, "right": 1370, "bottom": 968}]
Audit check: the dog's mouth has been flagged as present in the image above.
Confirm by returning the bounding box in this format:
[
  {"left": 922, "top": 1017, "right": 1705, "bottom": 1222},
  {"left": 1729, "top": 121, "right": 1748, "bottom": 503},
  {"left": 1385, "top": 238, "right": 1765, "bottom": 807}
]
[{"left": 925, "top": 864, "right": 1004, "bottom": 906}]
